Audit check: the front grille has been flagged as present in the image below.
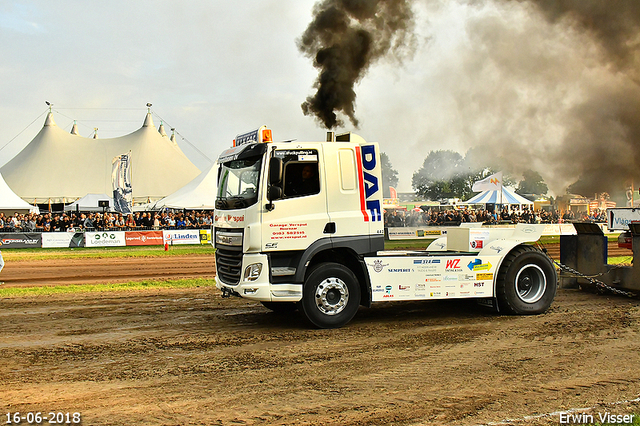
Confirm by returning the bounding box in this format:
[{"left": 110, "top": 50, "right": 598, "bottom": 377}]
[
  {"left": 215, "top": 227, "right": 244, "bottom": 285},
  {"left": 216, "top": 248, "right": 243, "bottom": 285}
]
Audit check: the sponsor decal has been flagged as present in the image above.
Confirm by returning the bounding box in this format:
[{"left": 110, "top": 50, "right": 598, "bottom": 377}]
[
  {"left": 86, "top": 231, "right": 126, "bottom": 247},
  {"left": 430, "top": 291, "right": 442, "bottom": 297},
  {"left": 489, "top": 244, "right": 505, "bottom": 253},
  {"left": 355, "top": 145, "right": 382, "bottom": 222},
  {"left": 125, "top": 231, "right": 163, "bottom": 246},
  {"left": 389, "top": 268, "right": 411, "bottom": 273},
  {"left": 476, "top": 273, "right": 494, "bottom": 280},
  {"left": 163, "top": 230, "right": 201, "bottom": 245},
  {"left": 445, "top": 258, "right": 463, "bottom": 272},
  {"left": 474, "top": 282, "right": 485, "bottom": 287},
  {"left": 383, "top": 285, "right": 394, "bottom": 298},
  {"left": 467, "top": 259, "right": 492, "bottom": 271},
  {"left": 471, "top": 240, "right": 483, "bottom": 249},
  {"left": 265, "top": 242, "right": 278, "bottom": 249},
  {"left": 269, "top": 222, "right": 308, "bottom": 240},
  {"left": 443, "top": 275, "right": 458, "bottom": 282},
  {"left": 413, "top": 259, "right": 441, "bottom": 264},
  {"left": 415, "top": 283, "right": 426, "bottom": 291},
  {"left": 369, "top": 259, "right": 389, "bottom": 273}
]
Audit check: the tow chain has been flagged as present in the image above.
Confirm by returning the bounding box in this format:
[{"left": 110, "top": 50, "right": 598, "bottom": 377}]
[{"left": 540, "top": 248, "right": 637, "bottom": 298}]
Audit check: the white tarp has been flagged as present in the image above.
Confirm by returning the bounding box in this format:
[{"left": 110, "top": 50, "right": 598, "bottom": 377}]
[
  {"left": 152, "top": 162, "right": 217, "bottom": 210},
  {"left": 64, "top": 193, "right": 114, "bottom": 212},
  {"left": 0, "top": 172, "right": 39, "bottom": 213}
]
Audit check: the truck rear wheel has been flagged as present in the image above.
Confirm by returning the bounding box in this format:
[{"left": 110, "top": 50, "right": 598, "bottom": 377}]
[
  {"left": 496, "top": 245, "right": 557, "bottom": 315},
  {"left": 299, "top": 262, "right": 361, "bottom": 329}
]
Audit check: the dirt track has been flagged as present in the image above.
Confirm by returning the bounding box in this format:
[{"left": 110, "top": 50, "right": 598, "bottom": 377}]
[
  {"left": 1, "top": 249, "right": 640, "bottom": 425},
  {"left": 1, "top": 288, "right": 640, "bottom": 425}
]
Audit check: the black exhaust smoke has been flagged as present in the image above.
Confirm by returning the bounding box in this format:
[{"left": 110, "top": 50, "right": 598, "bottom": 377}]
[{"left": 298, "top": 0, "right": 415, "bottom": 129}]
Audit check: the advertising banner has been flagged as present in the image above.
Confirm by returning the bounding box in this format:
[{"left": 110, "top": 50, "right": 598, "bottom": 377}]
[
  {"left": 85, "top": 231, "right": 126, "bottom": 247},
  {"left": 0, "top": 233, "right": 42, "bottom": 248},
  {"left": 125, "top": 231, "right": 163, "bottom": 246},
  {"left": 199, "top": 229, "right": 212, "bottom": 245},
  {"left": 387, "top": 227, "right": 443, "bottom": 240},
  {"left": 42, "top": 232, "right": 85, "bottom": 248},
  {"left": 112, "top": 151, "right": 133, "bottom": 214},
  {"left": 163, "top": 229, "right": 201, "bottom": 245}
]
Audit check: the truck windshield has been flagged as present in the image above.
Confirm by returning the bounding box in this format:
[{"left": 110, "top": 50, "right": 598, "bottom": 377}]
[{"left": 216, "top": 156, "right": 262, "bottom": 209}]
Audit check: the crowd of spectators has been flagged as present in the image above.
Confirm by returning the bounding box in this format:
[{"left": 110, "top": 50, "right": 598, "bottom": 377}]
[
  {"left": 0, "top": 210, "right": 214, "bottom": 233},
  {"left": 0, "top": 206, "right": 610, "bottom": 233},
  {"left": 384, "top": 207, "right": 608, "bottom": 228}
]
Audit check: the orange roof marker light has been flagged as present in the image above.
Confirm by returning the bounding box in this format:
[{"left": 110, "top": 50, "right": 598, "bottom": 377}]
[{"left": 233, "top": 125, "right": 273, "bottom": 147}]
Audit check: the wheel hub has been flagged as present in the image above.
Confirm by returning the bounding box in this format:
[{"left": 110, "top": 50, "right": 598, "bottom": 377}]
[
  {"left": 515, "top": 264, "right": 546, "bottom": 304},
  {"left": 315, "top": 277, "right": 349, "bottom": 315}
]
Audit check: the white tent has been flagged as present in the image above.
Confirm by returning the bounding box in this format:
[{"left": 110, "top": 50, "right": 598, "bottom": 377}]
[
  {"left": 0, "top": 172, "right": 39, "bottom": 213},
  {"left": 0, "top": 112, "right": 200, "bottom": 203},
  {"left": 64, "top": 193, "right": 114, "bottom": 212},
  {"left": 465, "top": 186, "right": 534, "bottom": 206},
  {"left": 151, "top": 162, "right": 217, "bottom": 210}
]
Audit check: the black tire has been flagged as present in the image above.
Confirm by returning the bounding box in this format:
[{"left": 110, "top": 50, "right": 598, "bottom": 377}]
[
  {"left": 298, "top": 262, "right": 361, "bottom": 329},
  {"left": 260, "top": 301, "right": 298, "bottom": 313},
  {"left": 496, "top": 245, "right": 557, "bottom": 315}
]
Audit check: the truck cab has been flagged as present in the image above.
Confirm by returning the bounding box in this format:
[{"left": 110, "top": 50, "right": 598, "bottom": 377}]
[{"left": 214, "top": 128, "right": 384, "bottom": 324}]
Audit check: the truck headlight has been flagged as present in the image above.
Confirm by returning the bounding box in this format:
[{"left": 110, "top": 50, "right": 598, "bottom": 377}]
[{"left": 243, "top": 263, "right": 262, "bottom": 282}]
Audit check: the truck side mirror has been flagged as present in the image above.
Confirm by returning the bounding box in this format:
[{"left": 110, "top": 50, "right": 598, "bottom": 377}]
[
  {"left": 266, "top": 157, "right": 283, "bottom": 211},
  {"left": 268, "top": 186, "right": 283, "bottom": 201},
  {"left": 269, "top": 158, "right": 283, "bottom": 185}
]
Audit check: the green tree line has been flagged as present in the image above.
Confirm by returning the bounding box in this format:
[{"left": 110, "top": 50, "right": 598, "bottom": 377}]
[{"left": 380, "top": 150, "right": 548, "bottom": 201}]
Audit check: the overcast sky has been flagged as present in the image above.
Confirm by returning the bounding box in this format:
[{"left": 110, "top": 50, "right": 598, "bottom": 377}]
[{"left": 1, "top": 1, "right": 634, "bottom": 196}]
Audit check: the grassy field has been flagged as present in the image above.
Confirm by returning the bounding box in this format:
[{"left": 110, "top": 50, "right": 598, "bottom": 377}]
[
  {"left": 0, "top": 278, "right": 216, "bottom": 298},
  {"left": 1, "top": 244, "right": 215, "bottom": 261}
]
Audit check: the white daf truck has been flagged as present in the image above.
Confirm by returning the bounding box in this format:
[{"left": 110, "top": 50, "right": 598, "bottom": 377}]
[{"left": 214, "top": 127, "right": 557, "bottom": 328}]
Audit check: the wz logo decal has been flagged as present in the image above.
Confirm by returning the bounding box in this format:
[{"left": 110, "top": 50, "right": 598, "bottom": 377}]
[
  {"left": 357, "top": 145, "right": 382, "bottom": 222},
  {"left": 445, "top": 258, "right": 463, "bottom": 271}
]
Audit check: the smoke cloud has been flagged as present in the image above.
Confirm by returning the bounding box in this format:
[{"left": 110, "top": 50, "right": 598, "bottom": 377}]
[
  {"left": 475, "top": 0, "right": 640, "bottom": 200},
  {"left": 298, "top": 0, "right": 416, "bottom": 129},
  {"left": 409, "top": 0, "right": 640, "bottom": 200},
  {"left": 518, "top": 0, "right": 640, "bottom": 197}
]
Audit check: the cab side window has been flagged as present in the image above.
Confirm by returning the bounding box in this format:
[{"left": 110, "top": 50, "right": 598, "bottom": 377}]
[{"left": 283, "top": 162, "right": 320, "bottom": 198}]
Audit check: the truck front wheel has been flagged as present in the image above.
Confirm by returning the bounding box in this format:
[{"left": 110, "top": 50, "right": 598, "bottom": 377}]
[
  {"left": 299, "top": 262, "right": 361, "bottom": 329},
  {"left": 496, "top": 245, "right": 557, "bottom": 315}
]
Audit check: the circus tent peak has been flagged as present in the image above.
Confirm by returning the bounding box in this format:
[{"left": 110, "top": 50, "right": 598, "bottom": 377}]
[
  {"left": 0, "top": 110, "right": 200, "bottom": 203},
  {"left": 44, "top": 112, "right": 56, "bottom": 127},
  {"left": 158, "top": 122, "right": 167, "bottom": 137},
  {"left": 142, "top": 112, "right": 154, "bottom": 127}
]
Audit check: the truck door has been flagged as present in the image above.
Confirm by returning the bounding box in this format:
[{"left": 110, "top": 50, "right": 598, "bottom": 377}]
[{"left": 262, "top": 148, "right": 330, "bottom": 254}]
